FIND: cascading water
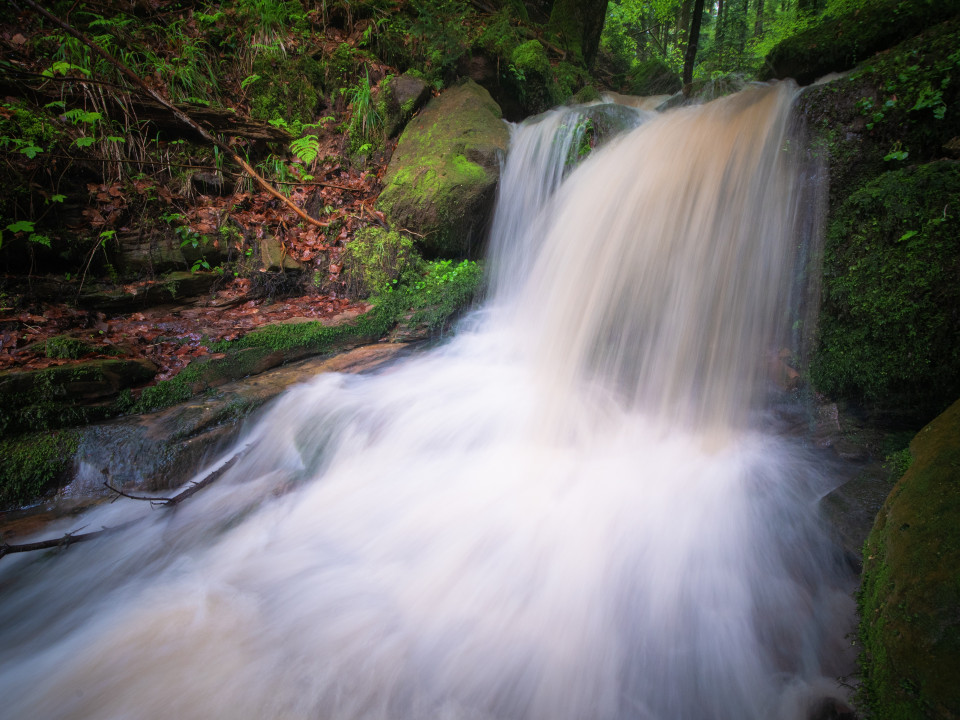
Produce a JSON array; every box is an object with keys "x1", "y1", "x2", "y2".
[{"x1": 0, "y1": 83, "x2": 853, "y2": 720}]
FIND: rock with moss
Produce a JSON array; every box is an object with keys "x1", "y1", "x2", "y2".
[
  {"x1": 0, "y1": 430, "x2": 79, "y2": 508},
  {"x1": 858, "y1": 397, "x2": 960, "y2": 719},
  {"x1": 383, "y1": 73, "x2": 431, "y2": 137},
  {"x1": 0, "y1": 358, "x2": 157, "y2": 435},
  {"x1": 811, "y1": 160, "x2": 960, "y2": 428},
  {"x1": 340, "y1": 226, "x2": 417, "y2": 298},
  {"x1": 627, "y1": 57, "x2": 682, "y2": 96},
  {"x1": 376, "y1": 79, "x2": 509, "y2": 258},
  {"x1": 796, "y1": 16, "x2": 960, "y2": 209},
  {"x1": 762, "y1": 0, "x2": 960, "y2": 85}
]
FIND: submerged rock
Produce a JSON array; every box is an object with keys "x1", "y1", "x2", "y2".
[
  {"x1": 377, "y1": 79, "x2": 509, "y2": 258},
  {"x1": 858, "y1": 397, "x2": 960, "y2": 719}
]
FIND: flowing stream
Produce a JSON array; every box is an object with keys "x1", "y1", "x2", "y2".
[{"x1": 0, "y1": 83, "x2": 853, "y2": 720}]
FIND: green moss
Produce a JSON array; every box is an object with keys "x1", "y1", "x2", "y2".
[
  {"x1": 857, "y1": 397, "x2": 960, "y2": 719},
  {"x1": 811, "y1": 160, "x2": 960, "y2": 427},
  {"x1": 511, "y1": 40, "x2": 551, "y2": 76},
  {"x1": 44, "y1": 335, "x2": 93, "y2": 360},
  {"x1": 0, "y1": 430, "x2": 79, "y2": 508},
  {"x1": 0, "y1": 359, "x2": 156, "y2": 434},
  {"x1": 340, "y1": 226, "x2": 417, "y2": 299},
  {"x1": 249, "y1": 53, "x2": 324, "y2": 125}
]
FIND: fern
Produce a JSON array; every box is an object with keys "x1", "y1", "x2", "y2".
[{"x1": 290, "y1": 134, "x2": 320, "y2": 165}]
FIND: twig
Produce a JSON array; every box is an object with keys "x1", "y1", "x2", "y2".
[
  {"x1": 20, "y1": 0, "x2": 329, "y2": 230},
  {"x1": 103, "y1": 482, "x2": 174, "y2": 505}
]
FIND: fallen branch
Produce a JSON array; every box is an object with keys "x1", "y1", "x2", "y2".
[
  {"x1": 1, "y1": 447, "x2": 249, "y2": 560},
  {"x1": 21, "y1": 0, "x2": 328, "y2": 229},
  {"x1": 0, "y1": 521, "x2": 136, "y2": 559}
]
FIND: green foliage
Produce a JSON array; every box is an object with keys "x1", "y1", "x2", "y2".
[
  {"x1": 0, "y1": 430, "x2": 79, "y2": 507},
  {"x1": 340, "y1": 226, "x2": 416, "y2": 298},
  {"x1": 249, "y1": 53, "x2": 324, "y2": 125},
  {"x1": 346, "y1": 71, "x2": 383, "y2": 156},
  {"x1": 45, "y1": 336, "x2": 93, "y2": 360},
  {"x1": 812, "y1": 161, "x2": 960, "y2": 427}
]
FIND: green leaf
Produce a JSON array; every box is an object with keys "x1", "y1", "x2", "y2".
[
  {"x1": 73, "y1": 137, "x2": 96, "y2": 148},
  {"x1": 42, "y1": 61, "x2": 90, "y2": 78},
  {"x1": 6, "y1": 220, "x2": 35, "y2": 233},
  {"x1": 50, "y1": 194, "x2": 66, "y2": 203},
  {"x1": 240, "y1": 74, "x2": 261, "y2": 90},
  {"x1": 19, "y1": 145, "x2": 42, "y2": 159},
  {"x1": 29, "y1": 233, "x2": 51, "y2": 247},
  {"x1": 897, "y1": 230, "x2": 918, "y2": 243}
]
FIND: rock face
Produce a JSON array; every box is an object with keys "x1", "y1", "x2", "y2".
[
  {"x1": 858, "y1": 398, "x2": 960, "y2": 719},
  {"x1": 377, "y1": 79, "x2": 509, "y2": 258}
]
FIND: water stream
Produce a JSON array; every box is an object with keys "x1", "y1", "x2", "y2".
[{"x1": 0, "y1": 83, "x2": 853, "y2": 720}]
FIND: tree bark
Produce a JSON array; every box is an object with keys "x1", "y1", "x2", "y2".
[
  {"x1": 682, "y1": 0, "x2": 707, "y2": 92},
  {"x1": 547, "y1": 0, "x2": 609, "y2": 67}
]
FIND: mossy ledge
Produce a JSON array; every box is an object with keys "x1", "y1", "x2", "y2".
[
  {"x1": 0, "y1": 260, "x2": 483, "y2": 508},
  {"x1": 857, "y1": 397, "x2": 960, "y2": 719}
]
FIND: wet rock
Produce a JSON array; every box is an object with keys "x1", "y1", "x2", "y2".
[
  {"x1": 376, "y1": 79, "x2": 509, "y2": 258},
  {"x1": 191, "y1": 171, "x2": 229, "y2": 196},
  {"x1": 807, "y1": 696, "x2": 856, "y2": 720},
  {"x1": 66, "y1": 344, "x2": 413, "y2": 495}
]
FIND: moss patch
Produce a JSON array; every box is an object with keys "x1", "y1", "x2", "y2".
[
  {"x1": 249, "y1": 53, "x2": 325, "y2": 126},
  {"x1": 858, "y1": 397, "x2": 960, "y2": 719},
  {"x1": 0, "y1": 430, "x2": 79, "y2": 508},
  {"x1": 811, "y1": 160, "x2": 960, "y2": 428}
]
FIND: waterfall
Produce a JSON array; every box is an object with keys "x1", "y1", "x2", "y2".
[{"x1": 0, "y1": 84, "x2": 853, "y2": 720}]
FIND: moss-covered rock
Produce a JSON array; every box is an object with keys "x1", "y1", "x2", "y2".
[
  {"x1": 811, "y1": 161, "x2": 960, "y2": 428},
  {"x1": 383, "y1": 73, "x2": 431, "y2": 137},
  {"x1": 0, "y1": 358, "x2": 158, "y2": 435},
  {"x1": 0, "y1": 430, "x2": 79, "y2": 508},
  {"x1": 796, "y1": 15, "x2": 960, "y2": 210},
  {"x1": 376, "y1": 79, "x2": 509, "y2": 258},
  {"x1": 858, "y1": 397, "x2": 960, "y2": 719},
  {"x1": 627, "y1": 57, "x2": 682, "y2": 96},
  {"x1": 762, "y1": 0, "x2": 960, "y2": 85}
]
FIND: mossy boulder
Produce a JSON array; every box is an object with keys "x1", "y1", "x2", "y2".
[
  {"x1": 796, "y1": 16, "x2": 960, "y2": 209},
  {"x1": 376, "y1": 79, "x2": 509, "y2": 258},
  {"x1": 858, "y1": 397, "x2": 960, "y2": 719},
  {"x1": 762, "y1": 0, "x2": 960, "y2": 85},
  {"x1": 811, "y1": 160, "x2": 960, "y2": 428}
]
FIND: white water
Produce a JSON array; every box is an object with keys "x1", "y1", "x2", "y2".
[{"x1": 0, "y1": 84, "x2": 852, "y2": 720}]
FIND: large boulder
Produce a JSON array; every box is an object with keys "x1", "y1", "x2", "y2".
[
  {"x1": 858, "y1": 398, "x2": 960, "y2": 719},
  {"x1": 376, "y1": 79, "x2": 509, "y2": 258}
]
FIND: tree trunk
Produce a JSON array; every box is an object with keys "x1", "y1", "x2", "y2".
[
  {"x1": 716, "y1": 0, "x2": 726, "y2": 68},
  {"x1": 682, "y1": 0, "x2": 707, "y2": 91},
  {"x1": 755, "y1": 0, "x2": 766, "y2": 36},
  {"x1": 547, "y1": 0, "x2": 609, "y2": 66}
]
